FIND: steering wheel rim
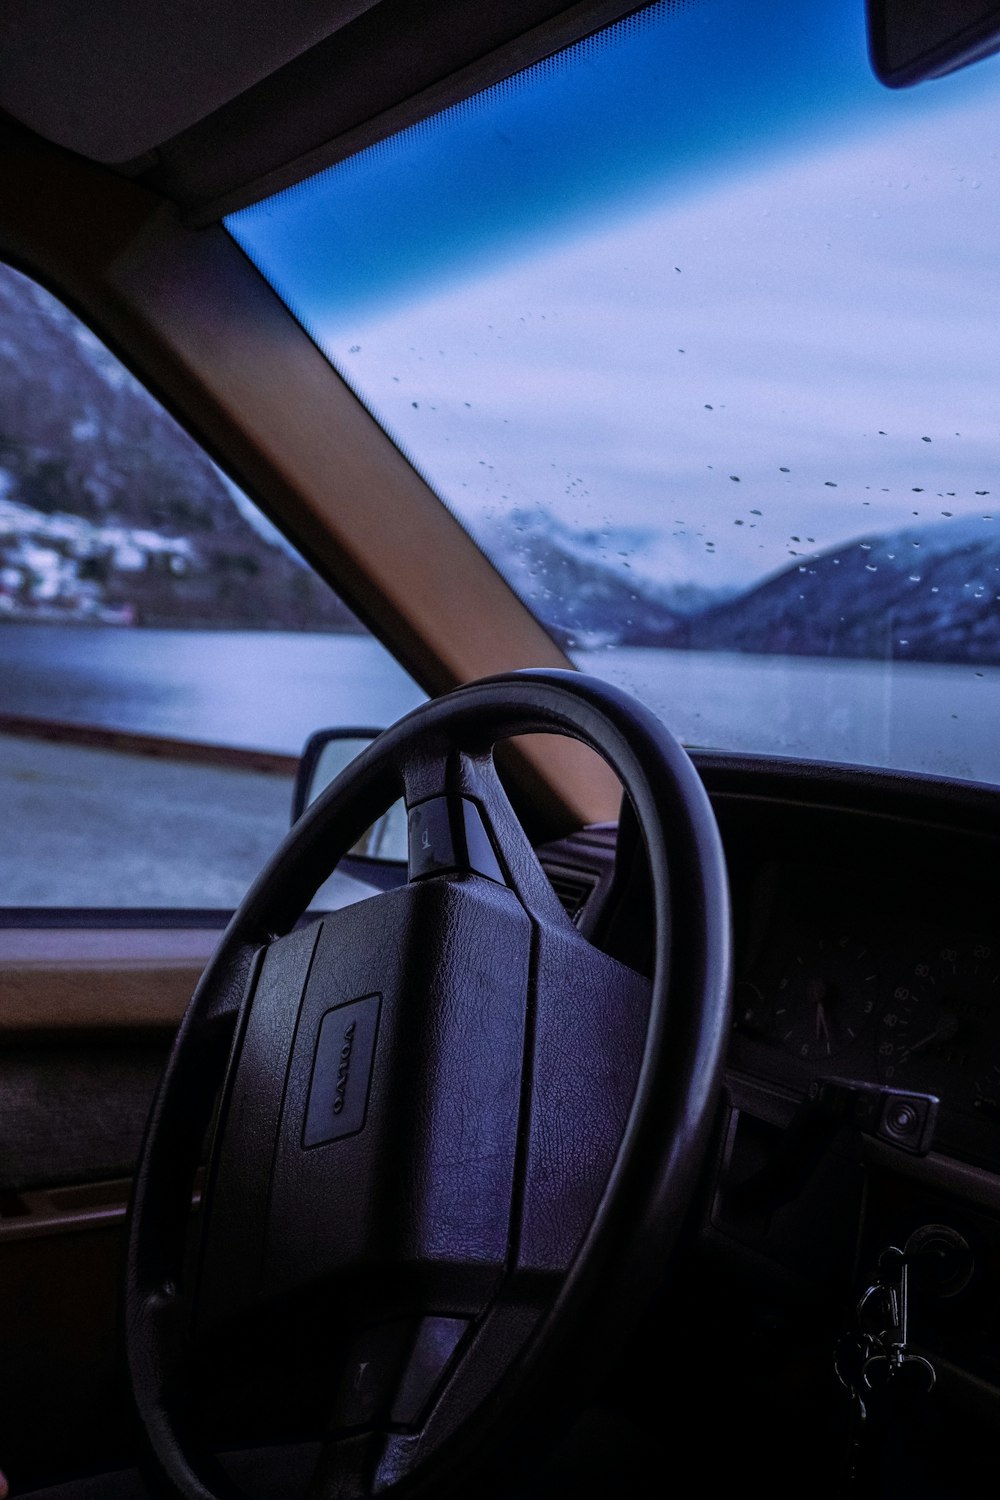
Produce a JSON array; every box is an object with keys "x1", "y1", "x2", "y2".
[{"x1": 124, "y1": 668, "x2": 732, "y2": 1500}]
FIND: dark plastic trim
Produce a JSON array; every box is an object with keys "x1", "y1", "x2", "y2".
[{"x1": 867, "y1": 0, "x2": 1000, "y2": 87}]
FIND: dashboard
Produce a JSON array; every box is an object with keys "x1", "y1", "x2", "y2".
[
  {"x1": 727, "y1": 831, "x2": 1000, "y2": 1171},
  {"x1": 537, "y1": 753, "x2": 1000, "y2": 1406},
  {"x1": 540, "y1": 753, "x2": 1000, "y2": 1171}
]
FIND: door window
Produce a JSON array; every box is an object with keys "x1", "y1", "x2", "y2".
[{"x1": 0, "y1": 263, "x2": 424, "y2": 908}]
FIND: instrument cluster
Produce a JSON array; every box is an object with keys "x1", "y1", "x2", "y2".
[{"x1": 730, "y1": 859, "x2": 1000, "y2": 1133}]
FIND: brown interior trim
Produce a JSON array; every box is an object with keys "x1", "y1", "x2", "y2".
[
  {"x1": 0, "y1": 1174, "x2": 203, "y2": 1241},
  {"x1": 0, "y1": 927, "x2": 213, "y2": 1030},
  {"x1": 0, "y1": 1177, "x2": 133, "y2": 1241}
]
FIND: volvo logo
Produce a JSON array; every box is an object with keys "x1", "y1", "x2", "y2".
[
  {"x1": 332, "y1": 1020, "x2": 357, "y2": 1114},
  {"x1": 303, "y1": 994, "x2": 381, "y2": 1147}
]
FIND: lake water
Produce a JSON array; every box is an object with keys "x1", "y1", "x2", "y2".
[
  {"x1": 1, "y1": 622, "x2": 998, "y2": 785},
  {"x1": 578, "y1": 645, "x2": 1000, "y2": 786},
  {"x1": 0, "y1": 624, "x2": 426, "y2": 754}
]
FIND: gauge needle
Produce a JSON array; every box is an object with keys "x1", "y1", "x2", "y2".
[
  {"x1": 815, "y1": 999, "x2": 831, "y2": 1052},
  {"x1": 807, "y1": 978, "x2": 832, "y2": 1053},
  {"x1": 900, "y1": 1011, "x2": 959, "y2": 1060}
]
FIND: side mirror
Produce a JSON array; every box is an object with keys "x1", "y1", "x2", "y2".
[{"x1": 292, "y1": 727, "x2": 409, "y2": 875}]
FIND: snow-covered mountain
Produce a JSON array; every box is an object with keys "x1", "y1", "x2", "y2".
[
  {"x1": 480, "y1": 506, "x2": 733, "y2": 648},
  {"x1": 667, "y1": 516, "x2": 1000, "y2": 664},
  {"x1": 0, "y1": 263, "x2": 357, "y2": 631},
  {"x1": 477, "y1": 504, "x2": 1000, "y2": 664}
]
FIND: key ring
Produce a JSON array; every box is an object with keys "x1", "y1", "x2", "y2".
[{"x1": 862, "y1": 1347, "x2": 937, "y2": 1393}]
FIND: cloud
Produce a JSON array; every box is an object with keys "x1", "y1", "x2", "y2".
[{"x1": 320, "y1": 89, "x2": 1000, "y2": 590}]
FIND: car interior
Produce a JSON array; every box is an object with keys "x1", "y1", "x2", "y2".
[{"x1": 1, "y1": 1, "x2": 1000, "y2": 1496}]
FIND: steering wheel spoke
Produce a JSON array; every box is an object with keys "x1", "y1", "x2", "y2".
[
  {"x1": 398, "y1": 744, "x2": 571, "y2": 929},
  {"x1": 125, "y1": 670, "x2": 732, "y2": 1500},
  {"x1": 305, "y1": 1287, "x2": 557, "y2": 1499}
]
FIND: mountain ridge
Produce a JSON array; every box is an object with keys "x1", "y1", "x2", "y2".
[{"x1": 2, "y1": 260, "x2": 997, "y2": 664}]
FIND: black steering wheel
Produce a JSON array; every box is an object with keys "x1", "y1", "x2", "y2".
[{"x1": 124, "y1": 669, "x2": 732, "y2": 1500}]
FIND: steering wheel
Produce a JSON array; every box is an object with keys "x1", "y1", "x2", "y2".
[{"x1": 124, "y1": 669, "x2": 732, "y2": 1500}]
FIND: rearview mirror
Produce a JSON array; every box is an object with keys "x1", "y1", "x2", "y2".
[
  {"x1": 867, "y1": 0, "x2": 1000, "y2": 86},
  {"x1": 292, "y1": 727, "x2": 408, "y2": 869}
]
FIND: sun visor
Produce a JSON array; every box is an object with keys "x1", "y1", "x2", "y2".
[{"x1": 0, "y1": 0, "x2": 382, "y2": 163}]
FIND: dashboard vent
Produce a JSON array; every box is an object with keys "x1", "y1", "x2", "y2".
[{"x1": 545, "y1": 867, "x2": 597, "y2": 922}]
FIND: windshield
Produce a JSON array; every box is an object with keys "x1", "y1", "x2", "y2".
[{"x1": 227, "y1": 0, "x2": 1000, "y2": 785}]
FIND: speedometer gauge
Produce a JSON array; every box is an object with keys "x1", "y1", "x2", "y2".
[{"x1": 876, "y1": 939, "x2": 1000, "y2": 1114}]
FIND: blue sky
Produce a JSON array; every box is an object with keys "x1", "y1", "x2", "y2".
[
  {"x1": 229, "y1": 0, "x2": 1000, "y2": 594},
  {"x1": 232, "y1": 0, "x2": 878, "y2": 323}
]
